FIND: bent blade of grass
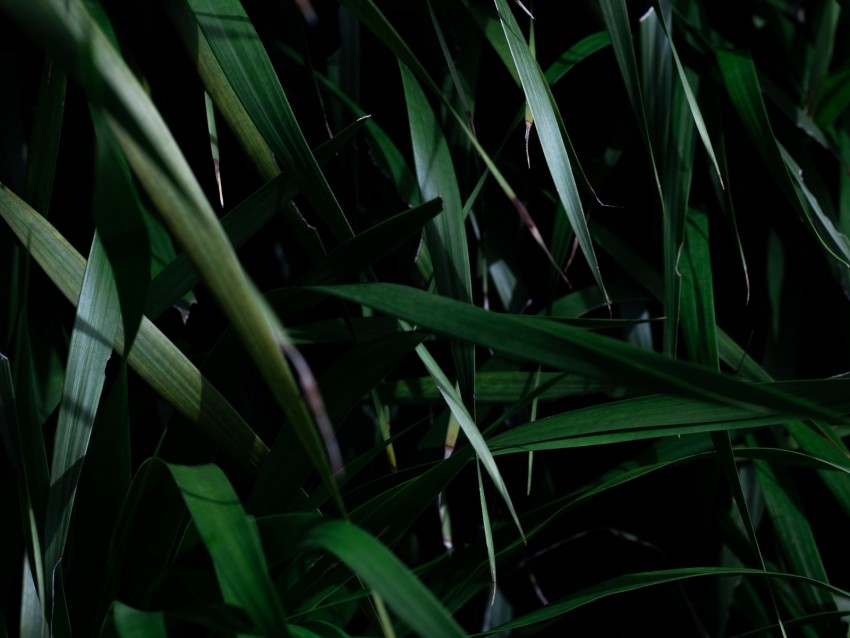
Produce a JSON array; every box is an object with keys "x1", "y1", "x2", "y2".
[
  {"x1": 44, "y1": 232, "x2": 120, "y2": 622},
  {"x1": 166, "y1": 462, "x2": 287, "y2": 636},
  {"x1": 493, "y1": 0, "x2": 608, "y2": 300},
  {"x1": 0, "y1": 184, "x2": 268, "y2": 473},
  {"x1": 411, "y1": 331, "x2": 526, "y2": 543}
]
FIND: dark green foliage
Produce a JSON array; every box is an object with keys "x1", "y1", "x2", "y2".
[{"x1": 2, "y1": 0, "x2": 850, "y2": 635}]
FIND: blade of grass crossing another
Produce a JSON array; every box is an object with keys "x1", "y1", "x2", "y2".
[
  {"x1": 493, "y1": 0, "x2": 608, "y2": 301},
  {"x1": 0, "y1": 184, "x2": 268, "y2": 473},
  {"x1": 340, "y1": 0, "x2": 574, "y2": 284},
  {"x1": 162, "y1": 0, "x2": 278, "y2": 181},
  {"x1": 2, "y1": 0, "x2": 344, "y2": 495},
  {"x1": 406, "y1": 322, "x2": 526, "y2": 543},
  {"x1": 486, "y1": 567, "x2": 850, "y2": 634},
  {"x1": 185, "y1": 0, "x2": 353, "y2": 244}
]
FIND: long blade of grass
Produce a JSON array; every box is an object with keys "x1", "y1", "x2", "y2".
[
  {"x1": 650, "y1": 2, "x2": 724, "y2": 187},
  {"x1": 485, "y1": 567, "x2": 850, "y2": 633},
  {"x1": 313, "y1": 283, "x2": 846, "y2": 423},
  {"x1": 1, "y1": 358, "x2": 48, "y2": 638},
  {"x1": 0, "y1": 184, "x2": 268, "y2": 473},
  {"x1": 298, "y1": 198, "x2": 443, "y2": 286},
  {"x1": 544, "y1": 31, "x2": 611, "y2": 84},
  {"x1": 0, "y1": 354, "x2": 49, "y2": 582},
  {"x1": 340, "y1": 0, "x2": 569, "y2": 281},
  {"x1": 378, "y1": 371, "x2": 616, "y2": 405},
  {"x1": 277, "y1": 44, "x2": 420, "y2": 207},
  {"x1": 90, "y1": 110, "x2": 149, "y2": 357},
  {"x1": 493, "y1": 0, "x2": 608, "y2": 300},
  {"x1": 804, "y1": 0, "x2": 841, "y2": 114},
  {"x1": 487, "y1": 383, "x2": 850, "y2": 453},
  {"x1": 23, "y1": 58, "x2": 66, "y2": 215},
  {"x1": 44, "y1": 233, "x2": 120, "y2": 624},
  {"x1": 401, "y1": 63, "x2": 475, "y2": 412},
  {"x1": 679, "y1": 207, "x2": 783, "y2": 627}
]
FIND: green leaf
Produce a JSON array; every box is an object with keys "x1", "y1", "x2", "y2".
[
  {"x1": 401, "y1": 63, "x2": 475, "y2": 411},
  {"x1": 313, "y1": 283, "x2": 846, "y2": 422},
  {"x1": 166, "y1": 463, "x2": 288, "y2": 635},
  {"x1": 44, "y1": 233, "x2": 120, "y2": 619},
  {"x1": 493, "y1": 0, "x2": 608, "y2": 300},
  {"x1": 146, "y1": 118, "x2": 366, "y2": 319},
  {"x1": 544, "y1": 31, "x2": 611, "y2": 85},
  {"x1": 754, "y1": 457, "x2": 840, "y2": 631}
]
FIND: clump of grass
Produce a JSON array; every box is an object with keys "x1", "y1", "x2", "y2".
[{"x1": 2, "y1": 0, "x2": 850, "y2": 635}]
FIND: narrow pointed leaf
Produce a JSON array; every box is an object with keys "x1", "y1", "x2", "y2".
[
  {"x1": 44, "y1": 233, "x2": 120, "y2": 617},
  {"x1": 493, "y1": 0, "x2": 608, "y2": 300}
]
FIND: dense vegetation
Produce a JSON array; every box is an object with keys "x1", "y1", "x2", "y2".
[{"x1": 2, "y1": 0, "x2": 850, "y2": 635}]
